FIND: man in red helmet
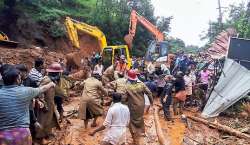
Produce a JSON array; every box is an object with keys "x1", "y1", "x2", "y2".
[{"x1": 125, "y1": 69, "x2": 153, "y2": 145}]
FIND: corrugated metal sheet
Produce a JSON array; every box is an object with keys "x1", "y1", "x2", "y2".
[{"x1": 201, "y1": 58, "x2": 250, "y2": 118}]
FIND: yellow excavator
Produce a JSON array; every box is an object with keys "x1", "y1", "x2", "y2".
[
  {"x1": 0, "y1": 31, "x2": 19, "y2": 48},
  {"x1": 65, "y1": 17, "x2": 131, "y2": 69}
]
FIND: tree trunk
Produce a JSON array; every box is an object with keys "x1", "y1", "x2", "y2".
[
  {"x1": 154, "y1": 106, "x2": 171, "y2": 145},
  {"x1": 186, "y1": 115, "x2": 250, "y2": 140}
]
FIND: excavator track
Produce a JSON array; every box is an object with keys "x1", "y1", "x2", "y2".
[
  {"x1": 0, "y1": 40, "x2": 19, "y2": 48},
  {"x1": 0, "y1": 31, "x2": 19, "y2": 48}
]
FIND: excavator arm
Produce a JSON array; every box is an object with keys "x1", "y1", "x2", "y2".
[
  {"x1": 65, "y1": 17, "x2": 108, "y2": 50},
  {"x1": 124, "y1": 10, "x2": 164, "y2": 48}
]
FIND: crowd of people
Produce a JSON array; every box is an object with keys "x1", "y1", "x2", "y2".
[
  {"x1": 78, "y1": 51, "x2": 213, "y2": 145},
  {"x1": 0, "y1": 58, "x2": 72, "y2": 145},
  {"x1": 0, "y1": 50, "x2": 213, "y2": 145}
]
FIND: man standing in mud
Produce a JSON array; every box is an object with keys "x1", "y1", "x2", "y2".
[
  {"x1": 125, "y1": 69, "x2": 153, "y2": 145},
  {"x1": 78, "y1": 72, "x2": 108, "y2": 128},
  {"x1": 89, "y1": 93, "x2": 130, "y2": 145}
]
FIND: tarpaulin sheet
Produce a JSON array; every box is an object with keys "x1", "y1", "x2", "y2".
[{"x1": 201, "y1": 58, "x2": 250, "y2": 118}]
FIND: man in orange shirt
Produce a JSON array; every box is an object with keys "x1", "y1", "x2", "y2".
[{"x1": 114, "y1": 55, "x2": 128, "y2": 79}]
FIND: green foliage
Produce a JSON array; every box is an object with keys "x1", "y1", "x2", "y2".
[
  {"x1": 90, "y1": 0, "x2": 171, "y2": 56},
  {"x1": 202, "y1": 2, "x2": 250, "y2": 46},
  {"x1": 228, "y1": 3, "x2": 250, "y2": 38},
  {"x1": 49, "y1": 21, "x2": 65, "y2": 38},
  {"x1": 12, "y1": 0, "x2": 97, "y2": 38},
  {"x1": 1, "y1": 0, "x2": 172, "y2": 53},
  {"x1": 167, "y1": 38, "x2": 186, "y2": 53},
  {"x1": 157, "y1": 16, "x2": 173, "y2": 33},
  {"x1": 184, "y1": 45, "x2": 200, "y2": 53},
  {"x1": 0, "y1": 1, "x2": 4, "y2": 10}
]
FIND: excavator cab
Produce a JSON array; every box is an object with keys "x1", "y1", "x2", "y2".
[
  {"x1": 65, "y1": 17, "x2": 131, "y2": 70},
  {"x1": 145, "y1": 41, "x2": 169, "y2": 62},
  {"x1": 102, "y1": 45, "x2": 131, "y2": 69}
]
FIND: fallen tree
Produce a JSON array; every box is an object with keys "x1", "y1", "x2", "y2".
[
  {"x1": 154, "y1": 106, "x2": 171, "y2": 145},
  {"x1": 186, "y1": 115, "x2": 250, "y2": 140}
]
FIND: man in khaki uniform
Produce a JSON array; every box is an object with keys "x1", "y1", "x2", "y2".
[
  {"x1": 102, "y1": 65, "x2": 115, "y2": 85},
  {"x1": 79, "y1": 73, "x2": 108, "y2": 128},
  {"x1": 108, "y1": 73, "x2": 127, "y2": 104},
  {"x1": 125, "y1": 70, "x2": 153, "y2": 145}
]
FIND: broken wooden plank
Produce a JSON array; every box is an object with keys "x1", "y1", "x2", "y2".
[{"x1": 186, "y1": 115, "x2": 250, "y2": 140}]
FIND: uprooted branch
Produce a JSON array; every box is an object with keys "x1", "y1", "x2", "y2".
[{"x1": 186, "y1": 115, "x2": 250, "y2": 140}]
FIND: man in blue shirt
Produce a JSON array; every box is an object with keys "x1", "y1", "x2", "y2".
[{"x1": 0, "y1": 66, "x2": 55, "y2": 145}]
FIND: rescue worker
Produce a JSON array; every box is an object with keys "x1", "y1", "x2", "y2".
[
  {"x1": 114, "y1": 55, "x2": 127, "y2": 79},
  {"x1": 102, "y1": 64, "x2": 116, "y2": 85},
  {"x1": 89, "y1": 93, "x2": 130, "y2": 145},
  {"x1": 125, "y1": 69, "x2": 153, "y2": 145},
  {"x1": 108, "y1": 72, "x2": 127, "y2": 104},
  {"x1": 78, "y1": 72, "x2": 108, "y2": 129}
]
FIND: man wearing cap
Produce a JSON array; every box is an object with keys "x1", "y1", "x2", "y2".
[
  {"x1": 124, "y1": 69, "x2": 153, "y2": 145},
  {"x1": 114, "y1": 55, "x2": 128, "y2": 79},
  {"x1": 46, "y1": 63, "x2": 67, "y2": 121},
  {"x1": 78, "y1": 72, "x2": 108, "y2": 129},
  {"x1": 35, "y1": 63, "x2": 63, "y2": 143}
]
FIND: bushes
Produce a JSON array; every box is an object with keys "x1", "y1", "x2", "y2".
[{"x1": 17, "y1": 0, "x2": 96, "y2": 38}]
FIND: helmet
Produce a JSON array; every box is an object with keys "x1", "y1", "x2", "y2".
[
  {"x1": 127, "y1": 69, "x2": 138, "y2": 81},
  {"x1": 46, "y1": 62, "x2": 63, "y2": 73}
]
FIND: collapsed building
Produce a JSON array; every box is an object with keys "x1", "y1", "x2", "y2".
[{"x1": 202, "y1": 28, "x2": 250, "y2": 118}]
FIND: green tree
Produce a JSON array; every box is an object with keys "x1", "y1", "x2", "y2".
[
  {"x1": 91, "y1": 0, "x2": 171, "y2": 56},
  {"x1": 167, "y1": 37, "x2": 185, "y2": 53},
  {"x1": 201, "y1": 2, "x2": 250, "y2": 47},
  {"x1": 157, "y1": 16, "x2": 173, "y2": 33}
]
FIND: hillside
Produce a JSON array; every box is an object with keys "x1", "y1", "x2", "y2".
[
  {"x1": 0, "y1": 0, "x2": 171, "y2": 56},
  {"x1": 0, "y1": 0, "x2": 98, "y2": 57}
]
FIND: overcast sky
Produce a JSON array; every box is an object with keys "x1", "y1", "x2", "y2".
[{"x1": 153, "y1": 0, "x2": 248, "y2": 46}]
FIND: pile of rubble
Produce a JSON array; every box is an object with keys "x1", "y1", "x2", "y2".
[{"x1": 0, "y1": 46, "x2": 65, "y2": 68}]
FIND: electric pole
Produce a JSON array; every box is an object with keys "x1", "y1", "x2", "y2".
[{"x1": 217, "y1": 0, "x2": 223, "y2": 30}]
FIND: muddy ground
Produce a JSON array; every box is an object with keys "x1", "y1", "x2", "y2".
[
  {"x1": 48, "y1": 95, "x2": 250, "y2": 145},
  {"x1": 0, "y1": 46, "x2": 249, "y2": 145}
]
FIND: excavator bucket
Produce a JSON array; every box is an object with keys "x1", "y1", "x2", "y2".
[{"x1": 124, "y1": 34, "x2": 133, "y2": 49}]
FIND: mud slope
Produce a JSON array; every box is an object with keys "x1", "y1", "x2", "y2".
[{"x1": 0, "y1": 46, "x2": 65, "y2": 68}]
